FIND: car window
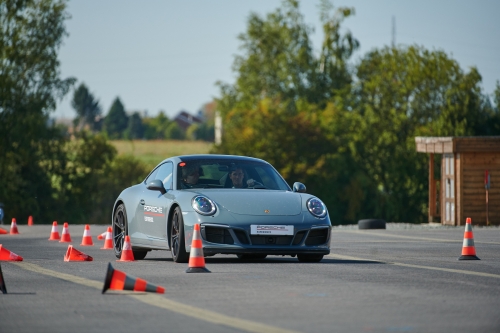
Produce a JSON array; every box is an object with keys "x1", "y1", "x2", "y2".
[
  {"x1": 145, "y1": 166, "x2": 160, "y2": 184},
  {"x1": 155, "y1": 162, "x2": 173, "y2": 189},
  {"x1": 177, "y1": 159, "x2": 290, "y2": 191}
]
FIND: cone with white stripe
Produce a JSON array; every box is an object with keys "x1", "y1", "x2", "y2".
[
  {"x1": 117, "y1": 235, "x2": 135, "y2": 261},
  {"x1": 80, "y1": 224, "x2": 94, "y2": 246},
  {"x1": 64, "y1": 245, "x2": 93, "y2": 262},
  {"x1": 459, "y1": 217, "x2": 480, "y2": 260},
  {"x1": 10, "y1": 218, "x2": 19, "y2": 235},
  {"x1": 48, "y1": 221, "x2": 60, "y2": 240},
  {"x1": 59, "y1": 222, "x2": 72, "y2": 243},
  {"x1": 97, "y1": 231, "x2": 107, "y2": 240},
  {"x1": 0, "y1": 244, "x2": 23, "y2": 261},
  {"x1": 186, "y1": 224, "x2": 210, "y2": 273},
  {"x1": 101, "y1": 227, "x2": 113, "y2": 250}
]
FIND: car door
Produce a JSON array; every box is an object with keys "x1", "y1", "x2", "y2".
[{"x1": 140, "y1": 161, "x2": 174, "y2": 247}]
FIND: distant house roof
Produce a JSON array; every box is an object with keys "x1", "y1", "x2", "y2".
[
  {"x1": 174, "y1": 110, "x2": 203, "y2": 131},
  {"x1": 415, "y1": 136, "x2": 500, "y2": 153}
]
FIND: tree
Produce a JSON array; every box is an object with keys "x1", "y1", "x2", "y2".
[
  {"x1": 124, "y1": 112, "x2": 144, "y2": 139},
  {"x1": 0, "y1": 0, "x2": 75, "y2": 222},
  {"x1": 104, "y1": 97, "x2": 128, "y2": 139},
  {"x1": 71, "y1": 83, "x2": 101, "y2": 131},
  {"x1": 343, "y1": 45, "x2": 496, "y2": 223},
  {"x1": 164, "y1": 122, "x2": 185, "y2": 140},
  {"x1": 143, "y1": 111, "x2": 171, "y2": 139}
]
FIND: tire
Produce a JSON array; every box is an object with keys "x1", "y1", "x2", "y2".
[
  {"x1": 132, "y1": 249, "x2": 148, "y2": 260},
  {"x1": 113, "y1": 203, "x2": 127, "y2": 259},
  {"x1": 170, "y1": 206, "x2": 189, "y2": 263},
  {"x1": 358, "y1": 219, "x2": 386, "y2": 230},
  {"x1": 237, "y1": 254, "x2": 267, "y2": 260},
  {"x1": 297, "y1": 254, "x2": 324, "y2": 263}
]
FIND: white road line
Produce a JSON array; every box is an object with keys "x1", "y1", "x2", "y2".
[
  {"x1": 12, "y1": 262, "x2": 301, "y2": 333},
  {"x1": 333, "y1": 230, "x2": 500, "y2": 245},
  {"x1": 327, "y1": 254, "x2": 500, "y2": 279}
]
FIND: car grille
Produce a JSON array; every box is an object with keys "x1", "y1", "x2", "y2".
[
  {"x1": 305, "y1": 228, "x2": 329, "y2": 246},
  {"x1": 204, "y1": 226, "x2": 234, "y2": 245},
  {"x1": 201, "y1": 225, "x2": 329, "y2": 246}
]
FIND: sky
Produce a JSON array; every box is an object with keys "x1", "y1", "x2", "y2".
[{"x1": 54, "y1": 0, "x2": 500, "y2": 120}]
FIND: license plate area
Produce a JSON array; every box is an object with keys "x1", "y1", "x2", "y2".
[{"x1": 250, "y1": 225, "x2": 294, "y2": 235}]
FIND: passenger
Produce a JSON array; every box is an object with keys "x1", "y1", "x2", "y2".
[{"x1": 181, "y1": 164, "x2": 201, "y2": 188}]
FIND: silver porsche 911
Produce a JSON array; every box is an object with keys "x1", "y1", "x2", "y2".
[{"x1": 112, "y1": 154, "x2": 331, "y2": 263}]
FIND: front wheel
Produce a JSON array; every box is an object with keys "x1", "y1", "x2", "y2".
[
  {"x1": 170, "y1": 207, "x2": 189, "y2": 263},
  {"x1": 113, "y1": 204, "x2": 127, "y2": 259},
  {"x1": 297, "y1": 254, "x2": 324, "y2": 263}
]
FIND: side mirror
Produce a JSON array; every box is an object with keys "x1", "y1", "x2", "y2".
[
  {"x1": 147, "y1": 179, "x2": 166, "y2": 194},
  {"x1": 292, "y1": 182, "x2": 306, "y2": 193}
]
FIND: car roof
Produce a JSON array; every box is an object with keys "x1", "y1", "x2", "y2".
[{"x1": 161, "y1": 154, "x2": 269, "y2": 165}]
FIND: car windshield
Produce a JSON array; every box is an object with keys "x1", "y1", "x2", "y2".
[{"x1": 177, "y1": 159, "x2": 290, "y2": 190}]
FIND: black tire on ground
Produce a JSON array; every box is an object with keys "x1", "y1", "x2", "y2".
[
  {"x1": 170, "y1": 206, "x2": 189, "y2": 263},
  {"x1": 113, "y1": 203, "x2": 127, "y2": 259},
  {"x1": 132, "y1": 249, "x2": 148, "y2": 260},
  {"x1": 297, "y1": 254, "x2": 324, "y2": 263},
  {"x1": 237, "y1": 254, "x2": 268, "y2": 260},
  {"x1": 358, "y1": 219, "x2": 386, "y2": 230}
]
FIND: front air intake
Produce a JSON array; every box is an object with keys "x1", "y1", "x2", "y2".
[
  {"x1": 304, "y1": 228, "x2": 329, "y2": 246},
  {"x1": 204, "y1": 226, "x2": 234, "y2": 245}
]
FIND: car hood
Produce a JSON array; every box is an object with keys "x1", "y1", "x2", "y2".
[{"x1": 202, "y1": 190, "x2": 302, "y2": 216}]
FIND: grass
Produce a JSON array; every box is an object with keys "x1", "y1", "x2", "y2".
[{"x1": 110, "y1": 140, "x2": 213, "y2": 169}]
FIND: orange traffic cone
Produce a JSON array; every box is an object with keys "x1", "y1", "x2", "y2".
[
  {"x1": 97, "y1": 231, "x2": 107, "y2": 240},
  {"x1": 0, "y1": 263, "x2": 7, "y2": 294},
  {"x1": 9, "y1": 218, "x2": 19, "y2": 235},
  {"x1": 0, "y1": 227, "x2": 7, "y2": 235},
  {"x1": 186, "y1": 224, "x2": 210, "y2": 273},
  {"x1": 48, "y1": 221, "x2": 60, "y2": 240},
  {"x1": 117, "y1": 235, "x2": 135, "y2": 261},
  {"x1": 459, "y1": 217, "x2": 480, "y2": 260},
  {"x1": 64, "y1": 245, "x2": 93, "y2": 262},
  {"x1": 101, "y1": 227, "x2": 113, "y2": 250},
  {"x1": 59, "y1": 222, "x2": 72, "y2": 243},
  {"x1": 0, "y1": 244, "x2": 23, "y2": 261},
  {"x1": 80, "y1": 224, "x2": 94, "y2": 246},
  {"x1": 102, "y1": 263, "x2": 165, "y2": 294},
  {"x1": 28, "y1": 215, "x2": 34, "y2": 226}
]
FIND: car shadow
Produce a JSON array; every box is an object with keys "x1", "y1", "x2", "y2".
[{"x1": 143, "y1": 256, "x2": 382, "y2": 264}]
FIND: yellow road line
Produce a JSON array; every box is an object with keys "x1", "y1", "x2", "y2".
[
  {"x1": 13, "y1": 262, "x2": 301, "y2": 333},
  {"x1": 333, "y1": 230, "x2": 500, "y2": 245},
  {"x1": 327, "y1": 254, "x2": 500, "y2": 279}
]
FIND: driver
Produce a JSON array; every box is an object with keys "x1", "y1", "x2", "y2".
[
  {"x1": 229, "y1": 167, "x2": 259, "y2": 188},
  {"x1": 229, "y1": 168, "x2": 246, "y2": 188}
]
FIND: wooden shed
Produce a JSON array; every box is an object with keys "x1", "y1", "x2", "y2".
[{"x1": 415, "y1": 136, "x2": 500, "y2": 226}]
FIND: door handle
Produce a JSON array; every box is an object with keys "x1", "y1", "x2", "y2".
[{"x1": 140, "y1": 199, "x2": 145, "y2": 205}]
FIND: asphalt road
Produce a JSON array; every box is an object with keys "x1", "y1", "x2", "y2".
[{"x1": 1, "y1": 224, "x2": 499, "y2": 333}]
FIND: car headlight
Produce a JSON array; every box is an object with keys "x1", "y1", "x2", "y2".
[
  {"x1": 192, "y1": 195, "x2": 217, "y2": 215},
  {"x1": 307, "y1": 198, "x2": 327, "y2": 218}
]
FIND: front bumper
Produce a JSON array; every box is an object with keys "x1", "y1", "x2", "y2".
[{"x1": 200, "y1": 223, "x2": 331, "y2": 256}]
